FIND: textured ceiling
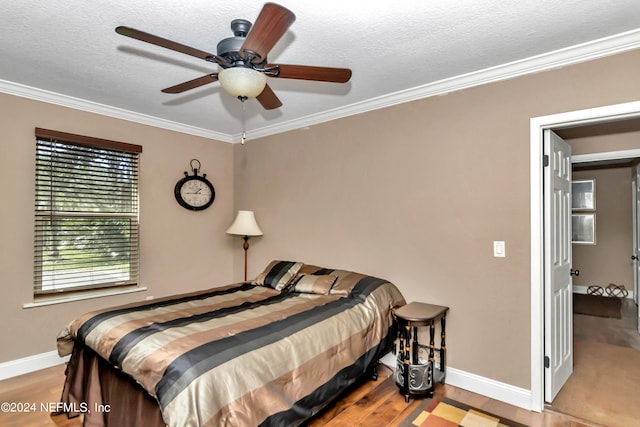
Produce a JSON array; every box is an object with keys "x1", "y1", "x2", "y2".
[{"x1": 2, "y1": 0, "x2": 640, "y2": 142}]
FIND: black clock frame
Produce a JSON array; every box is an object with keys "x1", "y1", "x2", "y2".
[{"x1": 174, "y1": 173, "x2": 216, "y2": 211}]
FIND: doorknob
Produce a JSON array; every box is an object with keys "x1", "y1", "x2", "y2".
[
  {"x1": 570, "y1": 269, "x2": 580, "y2": 276},
  {"x1": 632, "y1": 255, "x2": 639, "y2": 260}
]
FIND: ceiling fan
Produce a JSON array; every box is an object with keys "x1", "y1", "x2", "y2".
[{"x1": 115, "y1": 2, "x2": 352, "y2": 110}]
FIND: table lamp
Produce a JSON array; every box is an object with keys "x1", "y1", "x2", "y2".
[{"x1": 226, "y1": 210, "x2": 263, "y2": 281}]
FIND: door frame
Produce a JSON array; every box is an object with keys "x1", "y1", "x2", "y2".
[
  {"x1": 530, "y1": 100, "x2": 640, "y2": 412},
  {"x1": 633, "y1": 165, "x2": 640, "y2": 307},
  {"x1": 571, "y1": 150, "x2": 640, "y2": 305}
]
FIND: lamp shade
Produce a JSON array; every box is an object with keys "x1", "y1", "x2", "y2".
[
  {"x1": 226, "y1": 210, "x2": 263, "y2": 236},
  {"x1": 218, "y1": 67, "x2": 267, "y2": 99}
]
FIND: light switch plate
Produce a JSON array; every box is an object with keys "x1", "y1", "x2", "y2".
[{"x1": 493, "y1": 241, "x2": 506, "y2": 257}]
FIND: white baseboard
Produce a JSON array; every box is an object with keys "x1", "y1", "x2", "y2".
[
  {"x1": 446, "y1": 366, "x2": 533, "y2": 410},
  {"x1": 0, "y1": 350, "x2": 69, "y2": 381},
  {"x1": 379, "y1": 351, "x2": 396, "y2": 369},
  {"x1": 379, "y1": 352, "x2": 533, "y2": 410}
]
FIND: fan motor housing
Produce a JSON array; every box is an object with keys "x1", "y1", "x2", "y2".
[
  {"x1": 216, "y1": 36, "x2": 244, "y2": 59},
  {"x1": 217, "y1": 19, "x2": 265, "y2": 67}
]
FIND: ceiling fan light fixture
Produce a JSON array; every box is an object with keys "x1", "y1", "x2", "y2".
[
  {"x1": 218, "y1": 67, "x2": 267, "y2": 99},
  {"x1": 116, "y1": 3, "x2": 351, "y2": 110}
]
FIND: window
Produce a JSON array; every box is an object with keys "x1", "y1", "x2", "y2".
[{"x1": 33, "y1": 128, "x2": 142, "y2": 297}]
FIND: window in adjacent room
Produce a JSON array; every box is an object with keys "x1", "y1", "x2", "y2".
[{"x1": 33, "y1": 128, "x2": 142, "y2": 298}]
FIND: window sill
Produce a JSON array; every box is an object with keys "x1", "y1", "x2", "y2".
[{"x1": 23, "y1": 286, "x2": 148, "y2": 309}]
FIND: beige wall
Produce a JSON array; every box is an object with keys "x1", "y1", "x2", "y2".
[
  {"x1": 233, "y1": 49, "x2": 640, "y2": 389},
  {"x1": 0, "y1": 93, "x2": 235, "y2": 362},
  {"x1": 2, "y1": 48, "x2": 640, "y2": 392},
  {"x1": 571, "y1": 167, "x2": 633, "y2": 291},
  {"x1": 560, "y1": 124, "x2": 640, "y2": 155}
]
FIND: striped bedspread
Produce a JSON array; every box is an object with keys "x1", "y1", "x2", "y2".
[{"x1": 57, "y1": 276, "x2": 405, "y2": 426}]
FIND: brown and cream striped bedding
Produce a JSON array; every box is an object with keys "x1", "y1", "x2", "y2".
[{"x1": 57, "y1": 265, "x2": 405, "y2": 427}]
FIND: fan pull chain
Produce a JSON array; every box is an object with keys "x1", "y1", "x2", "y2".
[{"x1": 240, "y1": 96, "x2": 248, "y2": 145}]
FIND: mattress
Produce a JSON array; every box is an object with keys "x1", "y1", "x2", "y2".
[{"x1": 57, "y1": 268, "x2": 405, "y2": 426}]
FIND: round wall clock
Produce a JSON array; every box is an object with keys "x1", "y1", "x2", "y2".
[{"x1": 174, "y1": 159, "x2": 215, "y2": 211}]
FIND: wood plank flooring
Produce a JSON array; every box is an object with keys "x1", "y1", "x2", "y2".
[{"x1": 0, "y1": 361, "x2": 597, "y2": 427}]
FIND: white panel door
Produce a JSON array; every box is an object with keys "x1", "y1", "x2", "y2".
[
  {"x1": 634, "y1": 164, "x2": 640, "y2": 332},
  {"x1": 633, "y1": 166, "x2": 639, "y2": 307},
  {"x1": 544, "y1": 129, "x2": 573, "y2": 402}
]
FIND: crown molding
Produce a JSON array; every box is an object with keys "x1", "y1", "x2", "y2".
[
  {"x1": 0, "y1": 79, "x2": 232, "y2": 142},
  {"x1": 245, "y1": 28, "x2": 640, "y2": 142},
  {"x1": 2, "y1": 28, "x2": 640, "y2": 144}
]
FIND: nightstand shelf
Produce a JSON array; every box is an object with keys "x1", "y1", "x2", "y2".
[{"x1": 393, "y1": 302, "x2": 449, "y2": 401}]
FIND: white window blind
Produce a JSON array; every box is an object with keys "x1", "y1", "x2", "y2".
[{"x1": 33, "y1": 128, "x2": 142, "y2": 296}]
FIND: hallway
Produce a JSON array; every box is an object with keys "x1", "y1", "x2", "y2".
[{"x1": 549, "y1": 298, "x2": 640, "y2": 426}]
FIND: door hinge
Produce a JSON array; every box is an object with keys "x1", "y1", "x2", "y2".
[
  {"x1": 544, "y1": 355, "x2": 550, "y2": 368},
  {"x1": 543, "y1": 155, "x2": 549, "y2": 167}
]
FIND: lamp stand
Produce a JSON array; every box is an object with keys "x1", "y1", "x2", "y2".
[
  {"x1": 226, "y1": 210, "x2": 262, "y2": 281},
  {"x1": 243, "y1": 235, "x2": 250, "y2": 281}
]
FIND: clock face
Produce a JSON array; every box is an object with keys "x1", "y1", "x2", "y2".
[{"x1": 175, "y1": 176, "x2": 215, "y2": 210}]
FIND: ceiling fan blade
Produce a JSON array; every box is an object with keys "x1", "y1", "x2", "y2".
[
  {"x1": 161, "y1": 74, "x2": 219, "y2": 94},
  {"x1": 269, "y1": 64, "x2": 352, "y2": 83},
  {"x1": 240, "y1": 3, "x2": 295, "y2": 62},
  {"x1": 256, "y1": 84, "x2": 282, "y2": 110},
  {"x1": 115, "y1": 26, "x2": 222, "y2": 63}
]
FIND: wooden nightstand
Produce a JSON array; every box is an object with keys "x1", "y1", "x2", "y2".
[{"x1": 393, "y1": 302, "x2": 449, "y2": 401}]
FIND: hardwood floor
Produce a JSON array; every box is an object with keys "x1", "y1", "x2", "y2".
[
  {"x1": 0, "y1": 361, "x2": 597, "y2": 427},
  {"x1": 0, "y1": 363, "x2": 77, "y2": 427}
]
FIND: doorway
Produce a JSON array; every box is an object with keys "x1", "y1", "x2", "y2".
[
  {"x1": 548, "y1": 153, "x2": 640, "y2": 425},
  {"x1": 530, "y1": 100, "x2": 640, "y2": 412}
]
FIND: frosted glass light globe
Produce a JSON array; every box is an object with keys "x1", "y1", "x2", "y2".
[{"x1": 218, "y1": 67, "x2": 267, "y2": 98}]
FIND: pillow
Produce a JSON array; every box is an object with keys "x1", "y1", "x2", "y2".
[
  {"x1": 297, "y1": 264, "x2": 326, "y2": 275},
  {"x1": 254, "y1": 260, "x2": 303, "y2": 291},
  {"x1": 329, "y1": 270, "x2": 369, "y2": 296},
  {"x1": 291, "y1": 274, "x2": 337, "y2": 295}
]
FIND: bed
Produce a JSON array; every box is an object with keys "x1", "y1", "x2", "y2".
[{"x1": 56, "y1": 261, "x2": 406, "y2": 426}]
